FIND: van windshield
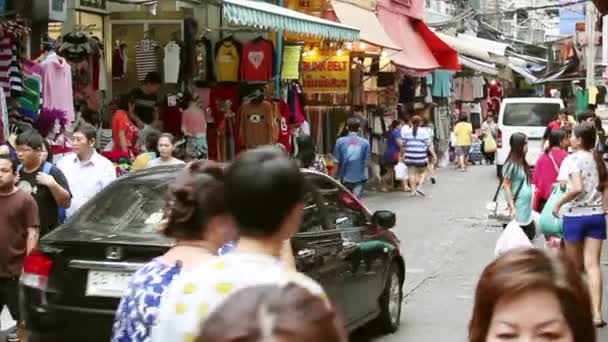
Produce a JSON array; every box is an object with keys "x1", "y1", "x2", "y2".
[{"x1": 503, "y1": 103, "x2": 561, "y2": 127}]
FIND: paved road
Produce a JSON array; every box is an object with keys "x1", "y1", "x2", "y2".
[{"x1": 360, "y1": 165, "x2": 608, "y2": 341}]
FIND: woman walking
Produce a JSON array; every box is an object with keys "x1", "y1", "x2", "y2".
[
  {"x1": 553, "y1": 123, "x2": 608, "y2": 327},
  {"x1": 403, "y1": 115, "x2": 431, "y2": 196},
  {"x1": 453, "y1": 114, "x2": 473, "y2": 172},
  {"x1": 533, "y1": 129, "x2": 569, "y2": 212},
  {"x1": 502, "y1": 132, "x2": 535, "y2": 240},
  {"x1": 380, "y1": 120, "x2": 403, "y2": 192},
  {"x1": 480, "y1": 114, "x2": 498, "y2": 165}
]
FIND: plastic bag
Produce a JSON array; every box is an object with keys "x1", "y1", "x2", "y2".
[
  {"x1": 394, "y1": 162, "x2": 408, "y2": 180},
  {"x1": 494, "y1": 220, "x2": 534, "y2": 257},
  {"x1": 539, "y1": 184, "x2": 565, "y2": 237},
  {"x1": 484, "y1": 135, "x2": 497, "y2": 153}
]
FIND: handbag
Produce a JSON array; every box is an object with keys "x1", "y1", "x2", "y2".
[
  {"x1": 483, "y1": 135, "x2": 497, "y2": 153},
  {"x1": 487, "y1": 178, "x2": 525, "y2": 221},
  {"x1": 539, "y1": 184, "x2": 566, "y2": 237}
]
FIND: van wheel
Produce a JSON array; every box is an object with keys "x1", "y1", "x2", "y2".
[
  {"x1": 370, "y1": 262, "x2": 403, "y2": 334},
  {"x1": 496, "y1": 164, "x2": 503, "y2": 178}
]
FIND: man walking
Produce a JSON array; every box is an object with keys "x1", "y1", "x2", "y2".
[
  {"x1": 0, "y1": 155, "x2": 39, "y2": 342},
  {"x1": 333, "y1": 117, "x2": 370, "y2": 198},
  {"x1": 130, "y1": 71, "x2": 163, "y2": 147},
  {"x1": 15, "y1": 131, "x2": 71, "y2": 236},
  {"x1": 57, "y1": 124, "x2": 116, "y2": 218}
]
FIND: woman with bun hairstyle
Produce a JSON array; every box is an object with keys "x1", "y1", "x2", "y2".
[
  {"x1": 469, "y1": 248, "x2": 595, "y2": 342},
  {"x1": 112, "y1": 161, "x2": 237, "y2": 342}
]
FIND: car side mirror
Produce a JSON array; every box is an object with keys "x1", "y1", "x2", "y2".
[{"x1": 372, "y1": 210, "x2": 396, "y2": 229}]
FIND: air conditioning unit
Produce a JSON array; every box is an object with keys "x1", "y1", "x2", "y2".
[{"x1": 33, "y1": 0, "x2": 67, "y2": 22}]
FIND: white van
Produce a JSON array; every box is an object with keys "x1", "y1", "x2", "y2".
[{"x1": 496, "y1": 97, "x2": 565, "y2": 177}]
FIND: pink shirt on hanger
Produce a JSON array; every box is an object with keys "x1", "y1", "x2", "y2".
[
  {"x1": 461, "y1": 77, "x2": 475, "y2": 102},
  {"x1": 41, "y1": 54, "x2": 75, "y2": 123}
]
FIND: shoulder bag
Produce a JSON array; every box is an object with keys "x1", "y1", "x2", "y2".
[{"x1": 487, "y1": 177, "x2": 525, "y2": 222}]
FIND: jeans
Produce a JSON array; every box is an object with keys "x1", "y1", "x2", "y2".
[
  {"x1": 0, "y1": 277, "x2": 20, "y2": 328},
  {"x1": 344, "y1": 181, "x2": 366, "y2": 199}
]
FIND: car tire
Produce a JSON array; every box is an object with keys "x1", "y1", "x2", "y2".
[{"x1": 370, "y1": 262, "x2": 403, "y2": 334}]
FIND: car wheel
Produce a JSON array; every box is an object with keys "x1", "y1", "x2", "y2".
[{"x1": 370, "y1": 262, "x2": 403, "y2": 334}]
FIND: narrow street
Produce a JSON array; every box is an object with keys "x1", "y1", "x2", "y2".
[{"x1": 360, "y1": 165, "x2": 608, "y2": 341}]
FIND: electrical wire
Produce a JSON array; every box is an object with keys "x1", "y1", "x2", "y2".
[{"x1": 479, "y1": 0, "x2": 588, "y2": 16}]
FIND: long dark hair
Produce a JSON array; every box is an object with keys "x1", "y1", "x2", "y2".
[
  {"x1": 573, "y1": 123, "x2": 608, "y2": 192},
  {"x1": 411, "y1": 115, "x2": 422, "y2": 138},
  {"x1": 545, "y1": 129, "x2": 566, "y2": 154},
  {"x1": 506, "y1": 132, "x2": 531, "y2": 180},
  {"x1": 296, "y1": 135, "x2": 315, "y2": 168}
]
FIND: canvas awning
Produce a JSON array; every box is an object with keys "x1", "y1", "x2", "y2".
[
  {"x1": 459, "y1": 56, "x2": 498, "y2": 75},
  {"x1": 223, "y1": 0, "x2": 359, "y2": 41},
  {"x1": 330, "y1": 0, "x2": 399, "y2": 49}
]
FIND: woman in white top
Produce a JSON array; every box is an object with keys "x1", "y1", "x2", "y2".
[
  {"x1": 553, "y1": 123, "x2": 608, "y2": 327},
  {"x1": 146, "y1": 133, "x2": 185, "y2": 168}
]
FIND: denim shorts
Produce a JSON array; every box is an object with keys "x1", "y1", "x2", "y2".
[{"x1": 563, "y1": 214, "x2": 607, "y2": 242}]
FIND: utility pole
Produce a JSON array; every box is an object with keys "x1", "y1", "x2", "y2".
[{"x1": 586, "y1": 1, "x2": 597, "y2": 88}]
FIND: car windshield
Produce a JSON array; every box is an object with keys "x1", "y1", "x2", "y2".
[
  {"x1": 70, "y1": 179, "x2": 170, "y2": 235},
  {"x1": 503, "y1": 103, "x2": 561, "y2": 127}
]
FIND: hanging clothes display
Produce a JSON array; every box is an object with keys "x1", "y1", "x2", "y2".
[
  {"x1": 135, "y1": 38, "x2": 160, "y2": 81},
  {"x1": 40, "y1": 52, "x2": 75, "y2": 123},
  {"x1": 461, "y1": 77, "x2": 474, "y2": 102},
  {"x1": 240, "y1": 37, "x2": 274, "y2": 83},
  {"x1": 215, "y1": 37, "x2": 242, "y2": 83},
  {"x1": 0, "y1": 88, "x2": 6, "y2": 143},
  {"x1": 195, "y1": 37, "x2": 214, "y2": 83},
  {"x1": 238, "y1": 96, "x2": 274, "y2": 148},
  {"x1": 275, "y1": 100, "x2": 293, "y2": 153},
  {"x1": 209, "y1": 86, "x2": 239, "y2": 161},
  {"x1": 452, "y1": 77, "x2": 463, "y2": 101},
  {"x1": 162, "y1": 94, "x2": 182, "y2": 137},
  {"x1": 112, "y1": 43, "x2": 127, "y2": 79},
  {"x1": 163, "y1": 41, "x2": 181, "y2": 84},
  {"x1": 182, "y1": 100, "x2": 207, "y2": 160},
  {"x1": 0, "y1": 32, "x2": 22, "y2": 99},
  {"x1": 351, "y1": 59, "x2": 364, "y2": 106},
  {"x1": 428, "y1": 70, "x2": 452, "y2": 98},
  {"x1": 472, "y1": 76, "x2": 485, "y2": 99}
]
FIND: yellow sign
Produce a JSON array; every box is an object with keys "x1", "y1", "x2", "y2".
[
  {"x1": 301, "y1": 52, "x2": 350, "y2": 93},
  {"x1": 281, "y1": 45, "x2": 303, "y2": 80}
]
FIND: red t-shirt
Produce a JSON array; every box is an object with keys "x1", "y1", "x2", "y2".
[
  {"x1": 240, "y1": 39, "x2": 274, "y2": 83},
  {"x1": 112, "y1": 110, "x2": 138, "y2": 154},
  {"x1": 277, "y1": 101, "x2": 292, "y2": 153}
]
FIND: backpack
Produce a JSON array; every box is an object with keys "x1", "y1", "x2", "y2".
[{"x1": 17, "y1": 162, "x2": 67, "y2": 224}]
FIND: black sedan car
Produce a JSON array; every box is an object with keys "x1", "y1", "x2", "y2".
[{"x1": 20, "y1": 166, "x2": 405, "y2": 342}]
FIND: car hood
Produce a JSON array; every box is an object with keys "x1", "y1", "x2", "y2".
[{"x1": 42, "y1": 223, "x2": 174, "y2": 247}]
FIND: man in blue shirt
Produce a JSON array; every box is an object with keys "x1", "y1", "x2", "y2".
[{"x1": 333, "y1": 117, "x2": 370, "y2": 198}]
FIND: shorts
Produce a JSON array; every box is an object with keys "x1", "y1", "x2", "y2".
[
  {"x1": 406, "y1": 164, "x2": 428, "y2": 173},
  {"x1": 455, "y1": 146, "x2": 470, "y2": 156},
  {"x1": 563, "y1": 214, "x2": 607, "y2": 242}
]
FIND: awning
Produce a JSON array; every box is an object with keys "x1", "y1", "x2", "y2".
[
  {"x1": 436, "y1": 32, "x2": 497, "y2": 64},
  {"x1": 378, "y1": 7, "x2": 458, "y2": 71},
  {"x1": 459, "y1": 56, "x2": 498, "y2": 75},
  {"x1": 330, "y1": 0, "x2": 400, "y2": 50},
  {"x1": 415, "y1": 21, "x2": 460, "y2": 71},
  {"x1": 223, "y1": 0, "x2": 359, "y2": 41}
]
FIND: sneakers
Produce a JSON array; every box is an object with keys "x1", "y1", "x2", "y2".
[{"x1": 6, "y1": 325, "x2": 19, "y2": 342}]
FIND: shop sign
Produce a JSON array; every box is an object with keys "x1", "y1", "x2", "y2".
[
  {"x1": 301, "y1": 53, "x2": 350, "y2": 93},
  {"x1": 281, "y1": 44, "x2": 303, "y2": 80},
  {"x1": 79, "y1": 0, "x2": 106, "y2": 10}
]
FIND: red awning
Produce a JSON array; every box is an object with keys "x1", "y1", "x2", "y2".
[
  {"x1": 415, "y1": 20, "x2": 460, "y2": 71},
  {"x1": 378, "y1": 6, "x2": 460, "y2": 71}
]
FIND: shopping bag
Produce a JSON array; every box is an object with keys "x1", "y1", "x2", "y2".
[
  {"x1": 495, "y1": 220, "x2": 534, "y2": 256},
  {"x1": 483, "y1": 135, "x2": 497, "y2": 153},
  {"x1": 539, "y1": 184, "x2": 566, "y2": 237},
  {"x1": 394, "y1": 162, "x2": 408, "y2": 180}
]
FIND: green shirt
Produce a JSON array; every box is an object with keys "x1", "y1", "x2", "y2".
[{"x1": 502, "y1": 162, "x2": 533, "y2": 225}]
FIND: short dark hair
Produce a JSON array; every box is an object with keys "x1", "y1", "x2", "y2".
[
  {"x1": 16, "y1": 130, "x2": 44, "y2": 150},
  {"x1": 0, "y1": 155, "x2": 17, "y2": 173},
  {"x1": 144, "y1": 71, "x2": 162, "y2": 85},
  {"x1": 225, "y1": 146, "x2": 306, "y2": 237},
  {"x1": 346, "y1": 117, "x2": 361, "y2": 132},
  {"x1": 158, "y1": 133, "x2": 176, "y2": 145},
  {"x1": 577, "y1": 111, "x2": 594, "y2": 123},
  {"x1": 162, "y1": 161, "x2": 227, "y2": 240},
  {"x1": 146, "y1": 132, "x2": 161, "y2": 153},
  {"x1": 75, "y1": 123, "x2": 97, "y2": 142},
  {"x1": 458, "y1": 114, "x2": 469, "y2": 122}
]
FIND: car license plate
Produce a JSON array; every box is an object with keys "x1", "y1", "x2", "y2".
[{"x1": 85, "y1": 270, "x2": 133, "y2": 298}]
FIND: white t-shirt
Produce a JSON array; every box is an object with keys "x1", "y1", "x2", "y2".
[
  {"x1": 163, "y1": 41, "x2": 181, "y2": 84},
  {"x1": 151, "y1": 253, "x2": 326, "y2": 342},
  {"x1": 558, "y1": 150, "x2": 604, "y2": 216},
  {"x1": 146, "y1": 157, "x2": 185, "y2": 168}
]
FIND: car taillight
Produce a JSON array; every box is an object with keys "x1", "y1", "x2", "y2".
[
  {"x1": 21, "y1": 250, "x2": 53, "y2": 290},
  {"x1": 497, "y1": 129, "x2": 502, "y2": 148}
]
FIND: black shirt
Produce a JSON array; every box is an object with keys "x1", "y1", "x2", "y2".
[
  {"x1": 130, "y1": 88, "x2": 158, "y2": 125},
  {"x1": 17, "y1": 164, "x2": 71, "y2": 236}
]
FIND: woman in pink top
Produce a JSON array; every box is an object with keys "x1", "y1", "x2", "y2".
[
  {"x1": 181, "y1": 92, "x2": 208, "y2": 160},
  {"x1": 533, "y1": 129, "x2": 569, "y2": 212}
]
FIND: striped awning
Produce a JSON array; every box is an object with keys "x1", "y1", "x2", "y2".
[{"x1": 223, "y1": 0, "x2": 360, "y2": 41}]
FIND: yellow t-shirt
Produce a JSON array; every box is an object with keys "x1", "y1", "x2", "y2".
[
  {"x1": 454, "y1": 122, "x2": 473, "y2": 146},
  {"x1": 216, "y1": 42, "x2": 240, "y2": 82},
  {"x1": 131, "y1": 152, "x2": 155, "y2": 172}
]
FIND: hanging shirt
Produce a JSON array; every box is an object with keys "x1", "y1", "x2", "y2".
[
  {"x1": 589, "y1": 86, "x2": 599, "y2": 105},
  {"x1": 162, "y1": 95, "x2": 182, "y2": 136},
  {"x1": 215, "y1": 41, "x2": 240, "y2": 82},
  {"x1": 40, "y1": 54, "x2": 75, "y2": 123},
  {"x1": 238, "y1": 100, "x2": 274, "y2": 148},
  {"x1": 473, "y1": 76, "x2": 485, "y2": 99},
  {"x1": 461, "y1": 77, "x2": 475, "y2": 102},
  {"x1": 182, "y1": 103, "x2": 207, "y2": 136},
  {"x1": 163, "y1": 41, "x2": 181, "y2": 84},
  {"x1": 240, "y1": 39, "x2": 274, "y2": 83},
  {"x1": 195, "y1": 38, "x2": 214, "y2": 83},
  {"x1": 135, "y1": 39, "x2": 159, "y2": 81},
  {"x1": 429, "y1": 70, "x2": 452, "y2": 98},
  {"x1": 452, "y1": 77, "x2": 463, "y2": 101},
  {"x1": 575, "y1": 88, "x2": 589, "y2": 114},
  {"x1": 276, "y1": 101, "x2": 292, "y2": 153}
]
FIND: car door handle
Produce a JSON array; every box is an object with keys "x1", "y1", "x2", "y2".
[{"x1": 297, "y1": 248, "x2": 316, "y2": 259}]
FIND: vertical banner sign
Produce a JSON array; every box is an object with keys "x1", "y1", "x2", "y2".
[
  {"x1": 281, "y1": 44, "x2": 303, "y2": 80},
  {"x1": 301, "y1": 52, "x2": 350, "y2": 93}
]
